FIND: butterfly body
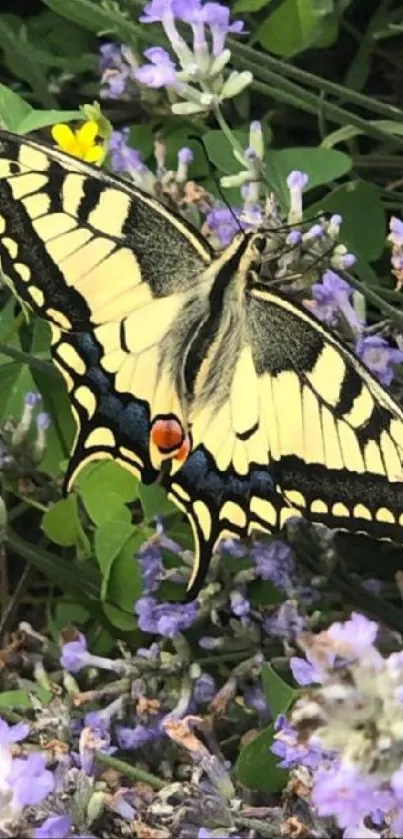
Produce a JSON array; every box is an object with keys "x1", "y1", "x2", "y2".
[{"x1": 0, "y1": 128, "x2": 403, "y2": 598}]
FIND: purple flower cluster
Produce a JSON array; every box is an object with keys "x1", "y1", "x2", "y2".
[
  {"x1": 132, "y1": 0, "x2": 250, "y2": 115},
  {"x1": 251, "y1": 540, "x2": 295, "y2": 590},
  {"x1": 356, "y1": 334, "x2": 403, "y2": 386},
  {"x1": 310, "y1": 270, "x2": 363, "y2": 334},
  {"x1": 100, "y1": 42, "x2": 137, "y2": 98},
  {"x1": 135, "y1": 595, "x2": 198, "y2": 636},
  {"x1": 0, "y1": 718, "x2": 54, "y2": 826},
  {"x1": 272, "y1": 612, "x2": 403, "y2": 836},
  {"x1": 137, "y1": 527, "x2": 184, "y2": 594}
]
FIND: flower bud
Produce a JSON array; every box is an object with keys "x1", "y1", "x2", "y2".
[{"x1": 220, "y1": 70, "x2": 253, "y2": 101}]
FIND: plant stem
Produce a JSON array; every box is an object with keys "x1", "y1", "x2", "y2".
[
  {"x1": 229, "y1": 39, "x2": 403, "y2": 124},
  {"x1": 346, "y1": 272, "x2": 403, "y2": 327},
  {"x1": 95, "y1": 751, "x2": 166, "y2": 789},
  {"x1": 0, "y1": 341, "x2": 57, "y2": 377},
  {"x1": 212, "y1": 102, "x2": 246, "y2": 162}
]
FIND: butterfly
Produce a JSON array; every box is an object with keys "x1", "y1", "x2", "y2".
[{"x1": 0, "y1": 128, "x2": 403, "y2": 600}]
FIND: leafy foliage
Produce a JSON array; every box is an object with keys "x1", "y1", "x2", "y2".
[{"x1": 1, "y1": 2, "x2": 403, "y2": 827}]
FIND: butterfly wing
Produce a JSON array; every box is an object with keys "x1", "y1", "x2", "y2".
[
  {"x1": 0, "y1": 129, "x2": 214, "y2": 486},
  {"x1": 168, "y1": 279, "x2": 403, "y2": 599}
]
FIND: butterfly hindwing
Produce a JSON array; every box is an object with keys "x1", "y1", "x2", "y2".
[
  {"x1": 166, "y1": 251, "x2": 403, "y2": 599},
  {"x1": 248, "y1": 285, "x2": 403, "y2": 538}
]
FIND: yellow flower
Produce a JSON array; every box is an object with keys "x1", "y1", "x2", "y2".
[{"x1": 51, "y1": 120, "x2": 105, "y2": 164}]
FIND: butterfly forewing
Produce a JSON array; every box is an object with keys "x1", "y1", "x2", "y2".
[{"x1": 0, "y1": 129, "x2": 214, "y2": 485}]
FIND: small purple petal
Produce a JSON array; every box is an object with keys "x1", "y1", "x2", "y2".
[{"x1": 34, "y1": 815, "x2": 72, "y2": 839}]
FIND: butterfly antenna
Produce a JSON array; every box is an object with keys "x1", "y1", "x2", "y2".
[
  {"x1": 188, "y1": 134, "x2": 244, "y2": 235},
  {"x1": 267, "y1": 241, "x2": 338, "y2": 289}
]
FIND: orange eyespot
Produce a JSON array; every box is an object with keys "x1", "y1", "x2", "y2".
[
  {"x1": 151, "y1": 416, "x2": 185, "y2": 455},
  {"x1": 175, "y1": 435, "x2": 191, "y2": 463},
  {"x1": 150, "y1": 416, "x2": 192, "y2": 470}
]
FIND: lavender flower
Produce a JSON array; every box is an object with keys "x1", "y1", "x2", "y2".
[
  {"x1": 356, "y1": 335, "x2": 403, "y2": 386},
  {"x1": 312, "y1": 764, "x2": 394, "y2": 830},
  {"x1": 273, "y1": 612, "x2": 403, "y2": 834},
  {"x1": 290, "y1": 655, "x2": 321, "y2": 686},
  {"x1": 263, "y1": 600, "x2": 305, "y2": 640},
  {"x1": 108, "y1": 128, "x2": 145, "y2": 175},
  {"x1": 230, "y1": 590, "x2": 250, "y2": 618},
  {"x1": 287, "y1": 170, "x2": 308, "y2": 222},
  {"x1": 388, "y1": 216, "x2": 403, "y2": 288},
  {"x1": 244, "y1": 684, "x2": 270, "y2": 719},
  {"x1": 309, "y1": 270, "x2": 363, "y2": 334},
  {"x1": 12, "y1": 391, "x2": 41, "y2": 446},
  {"x1": 176, "y1": 146, "x2": 193, "y2": 183},
  {"x1": 135, "y1": 596, "x2": 198, "y2": 636},
  {"x1": 135, "y1": 46, "x2": 178, "y2": 89},
  {"x1": 251, "y1": 539, "x2": 294, "y2": 590},
  {"x1": 60, "y1": 632, "x2": 125, "y2": 674},
  {"x1": 138, "y1": 543, "x2": 164, "y2": 594},
  {"x1": 0, "y1": 741, "x2": 54, "y2": 825},
  {"x1": 32, "y1": 411, "x2": 51, "y2": 462},
  {"x1": 78, "y1": 721, "x2": 112, "y2": 775},
  {"x1": 205, "y1": 207, "x2": 241, "y2": 246},
  {"x1": 136, "y1": 0, "x2": 251, "y2": 114},
  {"x1": 198, "y1": 636, "x2": 224, "y2": 650},
  {"x1": 100, "y1": 42, "x2": 137, "y2": 98},
  {"x1": 117, "y1": 717, "x2": 163, "y2": 750},
  {"x1": 193, "y1": 673, "x2": 216, "y2": 705},
  {"x1": 271, "y1": 715, "x2": 326, "y2": 770},
  {"x1": 0, "y1": 718, "x2": 54, "y2": 824},
  {"x1": 327, "y1": 611, "x2": 378, "y2": 657},
  {"x1": 34, "y1": 815, "x2": 72, "y2": 839}
]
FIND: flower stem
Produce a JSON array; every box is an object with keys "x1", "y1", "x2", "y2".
[
  {"x1": 95, "y1": 751, "x2": 166, "y2": 789},
  {"x1": 212, "y1": 102, "x2": 246, "y2": 164},
  {"x1": 235, "y1": 816, "x2": 281, "y2": 836}
]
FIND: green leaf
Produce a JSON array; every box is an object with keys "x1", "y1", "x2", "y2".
[
  {"x1": 31, "y1": 324, "x2": 75, "y2": 476},
  {"x1": 309, "y1": 180, "x2": 385, "y2": 262},
  {"x1": 127, "y1": 123, "x2": 155, "y2": 161},
  {"x1": 236, "y1": 724, "x2": 287, "y2": 792},
  {"x1": 0, "y1": 361, "x2": 37, "y2": 425},
  {"x1": 265, "y1": 146, "x2": 352, "y2": 206},
  {"x1": 203, "y1": 128, "x2": 251, "y2": 175},
  {"x1": 261, "y1": 662, "x2": 297, "y2": 718},
  {"x1": 0, "y1": 82, "x2": 31, "y2": 131},
  {"x1": 322, "y1": 119, "x2": 403, "y2": 149},
  {"x1": 257, "y1": 0, "x2": 327, "y2": 57},
  {"x1": 18, "y1": 109, "x2": 82, "y2": 134},
  {"x1": 41, "y1": 0, "x2": 138, "y2": 43},
  {"x1": 78, "y1": 461, "x2": 139, "y2": 526},
  {"x1": 94, "y1": 507, "x2": 134, "y2": 597},
  {"x1": 104, "y1": 530, "x2": 144, "y2": 629},
  {"x1": 0, "y1": 687, "x2": 52, "y2": 709},
  {"x1": 42, "y1": 495, "x2": 85, "y2": 548},
  {"x1": 0, "y1": 18, "x2": 57, "y2": 108},
  {"x1": 234, "y1": 0, "x2": 272, "y2": 10},
  {"x1": 139, "y1": 484, "x2": 178, "y2": 522},
  {"x1": 203, "y1": 126, "x2": 273, "y2": 179},
  {"x1": 249, "y1": 580, "x2": 284, "y2": 606},
  {"x1": 7, "y1": 527, "x2": 108, "y2": 620},
  {"x1": 53, "y1": 601, "x2": 90, "y2": 629}
]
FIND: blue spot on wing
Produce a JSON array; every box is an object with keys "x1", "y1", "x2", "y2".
[{"x1": 171, "y1": 445, "x2": 276, "y2": 509}]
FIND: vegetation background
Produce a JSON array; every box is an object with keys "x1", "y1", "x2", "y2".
[{"x1": 1, "y1": 1, "x2": 403, "y2": 837}]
